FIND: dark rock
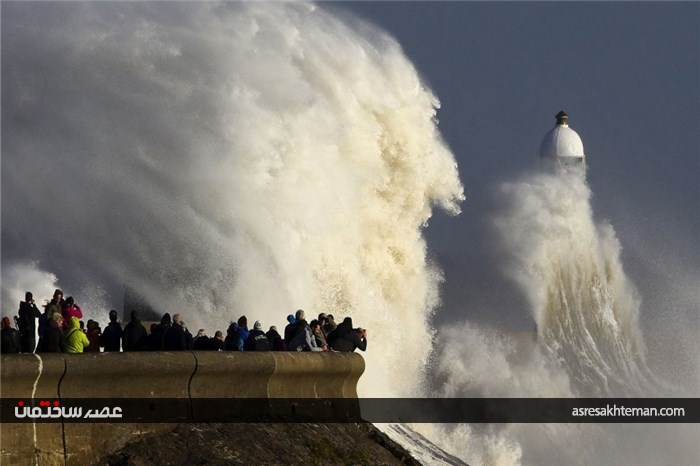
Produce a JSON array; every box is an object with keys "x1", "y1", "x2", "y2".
[{"x1": 99, "y1": 422, "x2": 422, "y2": 466}]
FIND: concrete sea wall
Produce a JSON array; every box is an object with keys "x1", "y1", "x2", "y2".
[{"x1": 0, "y1": 352, "x2": 365, "y2": 466}]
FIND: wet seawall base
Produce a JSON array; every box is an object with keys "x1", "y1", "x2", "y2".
[{"x1": 0, "y1": 352, "x2": 368, "y2": 466}]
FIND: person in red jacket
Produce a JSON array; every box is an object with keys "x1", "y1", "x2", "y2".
[{"x1": 61, "y1": 296, "x2": 83, "y2": 331}]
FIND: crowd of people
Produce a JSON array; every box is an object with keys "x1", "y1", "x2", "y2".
[{"x1": 1, "y1": 289, "x2": 368, "y2": 355}]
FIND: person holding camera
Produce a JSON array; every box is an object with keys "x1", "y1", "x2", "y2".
[
  {"x1": 327, "y1": 317, "x2": 367, "y2": 353},
  {"x1": 18, "y1": 292, "x2": 41, "y2": 353}
]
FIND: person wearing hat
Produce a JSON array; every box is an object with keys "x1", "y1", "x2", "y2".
[
  {"x1": 245, "y1": 320, "x2": 270, "y2": 351},
  {"x1": 18, "y1": 291, "x2": 41, "y2": 353}
]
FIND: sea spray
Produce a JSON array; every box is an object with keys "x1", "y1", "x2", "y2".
[
  {"x1": 493, "y1": 170, "x2": 651, "y2": 396},
  {"x1": 411, "y1": 169, "x2": 665, "y2": 465},
  {"x1": 1, "y1": 2, "x2": 463, "y2": 396}
]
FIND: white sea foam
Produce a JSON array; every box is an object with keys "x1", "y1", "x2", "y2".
[
  {"x1": 2, "y1": 2, "x2": 463, "y2": 396},
  {"x1": 492, "y1": 170, "x2": 653, "y2": 396}
]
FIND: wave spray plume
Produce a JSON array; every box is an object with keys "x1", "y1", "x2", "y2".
[{"x1": 1, "y1": 2, "x2": 464, "y2": 396}]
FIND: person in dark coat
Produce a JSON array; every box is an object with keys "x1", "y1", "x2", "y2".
[
  {"x1": 38, "y1": 314, "x2": 63, "y2": 353},
  {"x1": 231, "y1": 316, "x2": 250, "y2": 351},
  {"x1": 224, "y1": 315, "x2": 249, "y2": 351},
  {"x1": 223, "y1": 321, "x2": 238, "y2": 351},
  {"x1": 122, "y1": 310, "x2": 147, "y2": 351},
  {"x1": 191, "y1": 329, "x2": 208, "y2": 350},
  {"x1": 284, "y1": 309, "x2": 309, "y2": 347},
  {"x1": 283, "y1": 314, "x2": 296, "y2": 346},
  {"x1": 163, "y1": 313, "x2": 187, "y2": 351},
  {"x1": 40, "y1": 289, "x2": 64, "y2": 341},
  {"x1": 101, "y1": 310, "x2": 123, "y2": 352},
  {"x1": 1, "y1": 317, "x2": 21, "y2": 353},
  {"x1": 85, "y1": 320, "x2": 102, "y2": 352},
  {"x1": 266, "y1": 326, "x2": 285, "y2": 351},
  {"x1": 245, "y1": 321, "x2": 270, "y2": 351},
  {"x1": 149, "y1": 313, "x2": 172, "y2": 350},
  {"x1": 18, "y1": 292, "x2": 41, "y2": 353},
  {"x1": 322, "y1": 314, "x2": 337, "y2": 336},
  {"x1": 328, "y1": 317, "x2": 367, "y2": 352},
  {"x1": 212, "y1": 331, "x2": 225, "y2": 351},
  {"x1": 182, "y1": 320, "x2": 193, "y2": 350}
]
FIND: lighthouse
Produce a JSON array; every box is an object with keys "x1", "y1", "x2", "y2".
[{"x1": 539, "y1": 111, "x2": 585, "y2": 171}]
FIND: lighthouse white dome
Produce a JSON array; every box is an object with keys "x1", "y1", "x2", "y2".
[
  {"x1": 539, "y1": 111, "x2": 585, "y2": 172},
  {"x1": 540, "y1": 124, "x2": 585, "y2": 159}
]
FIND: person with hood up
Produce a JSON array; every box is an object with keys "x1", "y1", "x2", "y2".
[
  {"x1": 85, "y1": 320, "x2": 102, "y2": 352},
  {"x1": 62, "y1": 316, "x2": 90, "y2": 353},
  {"x1": 283, "y1": 314, "x2": 296, "y2": 345},
  {"x1": 149, "y1": 313, "x2": 172, "y2": 350},
  {"x1": 327, "y1": 317, "x2": 367, "y2": 353},
  {"x1": 18, "y1": 292, "x2": 41, "y2": 353},
  {"x1": 122, "y1": 310, "x2": 147, "y2": 351},
  {"x1": 266, "y1": 326, "x2": 285, "y2": 351},
  {"x1": 224, "y1": 321, "x2": 239, "y2": 351},
  {"x1": 230, "y1": 315, "x2": 250, "y2": 351}
]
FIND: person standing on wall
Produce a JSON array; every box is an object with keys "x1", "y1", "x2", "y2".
[{"x1": 17, "y1": 292, "x2": 41, "y2": 353}]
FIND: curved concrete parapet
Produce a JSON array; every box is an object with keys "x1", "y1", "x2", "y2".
[
  {"x1": 58, "y1": 353, "x2": 197, "y2": 465},
  {"x1": 190, "y1": 351, "x2": 276, "y2": 398},
  {"x1": 268, "y1": 352, "x2": 365, "y2": 398},
  {"x1": 1, "y1": 354, "x2": 67, "y2": 466},
  {"x1": 0, "y1": 351, "x2": 365, "y2": 466}
]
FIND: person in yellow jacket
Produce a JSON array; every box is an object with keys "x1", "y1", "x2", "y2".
[{"x1": 63, "y1": 316, "x2": 89, "y2": 353}]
